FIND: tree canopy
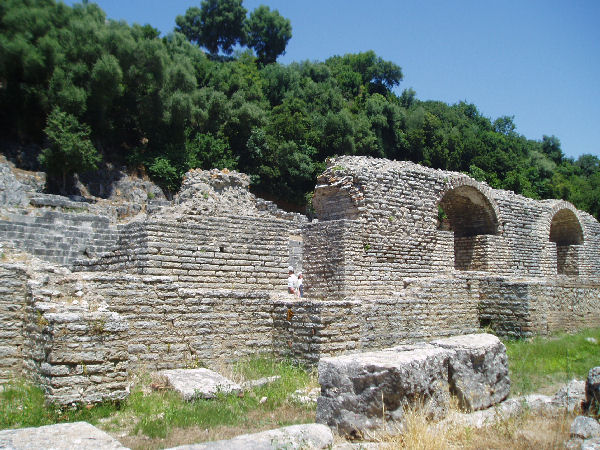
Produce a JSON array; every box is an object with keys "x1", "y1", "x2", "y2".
[
  {"x1": 246, "y1": 5, "x2": 292, "y2": 65},
  {"x1": 1, "y1": 0, "x2": 599, "y2": 219},
  {"x1": 176, "y1": 0, "x2": 247, "y2": 56}
]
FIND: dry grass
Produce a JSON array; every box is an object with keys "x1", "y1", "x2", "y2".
[
  {"x1": 116, "y1": 405, "x2": 314, "y2": 450},
  {"x1": 368, "y1": 403, "x2": 575, "y2": 450}
]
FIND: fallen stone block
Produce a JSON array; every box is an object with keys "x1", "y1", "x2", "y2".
[
  {"x1": 239, "y1": 375, "x2": 281, "y2": 390},
  {"x1": 166, "y1": 423, "x2": 333, "y2": 449},
  {"x1": 0, "y1": 421, "x2": 127, "y2": 450},
  {"x1": 431, "y1": 333, "x2": 510, "y2": 411},
  {"x1": 553, "y1": 379, "x2": 586, "y2": 412},
  {"x1": 586, "y1": 367, "x2": 600, "y2": 414},
  {"x1": 316, "y1": 345, "x2": 452, "y2": 437},
  {"x1": 571, "y1": 416, "x2": 600, "y2": 440},
  {"x1": 159, "y1": 368, "x2": 241, "y2": 401}
]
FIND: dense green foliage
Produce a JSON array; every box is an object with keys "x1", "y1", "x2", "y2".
[
  {"x1": 38, "y1": 107, "x2": 100, "y2": 191},
  {"x1": 0, "y1": 0, "x2": 598, "y2": 217}
]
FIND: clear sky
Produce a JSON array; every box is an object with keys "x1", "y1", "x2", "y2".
[{"x1": 65, "y1": 0, "x2": 600, "y2": 159}]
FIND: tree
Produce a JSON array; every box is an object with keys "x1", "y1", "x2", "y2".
[
  {"x1": 245, "y1": 5, "x2": 292, "y2": 65},
  {"x1": 38, "y1": 107, "x2": 100, "y2": 192},
  {"x1": 175, "y1": 0, "x2": 247, "y2": 55},
  {"x1": 541, "y1": 135, "x2": 564, "y2": 165}
]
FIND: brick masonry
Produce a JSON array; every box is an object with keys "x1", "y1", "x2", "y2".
[{"x1": 0, "y1": 160, "x2": 599, "y2": 404}]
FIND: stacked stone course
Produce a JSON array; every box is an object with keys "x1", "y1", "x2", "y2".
[{"x1": 1, "y1": 159, "x2": 599, "y2": 405}]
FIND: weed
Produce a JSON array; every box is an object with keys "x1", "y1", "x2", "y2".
[
  {"x1": 147, "y1": 192, "x2": 155, "y2": 200},
  {"x1": 36, "y1": 311, "x2": 49, "y2": 328},
  {"x1": 331, "y1": 165, "x2": 346, "y2": 172},
  {"x1": 89, "y1": 319, "x2": 106, "y2": 335},
  {"x1": 364, "y1": 243, "x2": 371, "y2": 252}
]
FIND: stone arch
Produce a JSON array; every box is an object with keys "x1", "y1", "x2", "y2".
[
  {"x1": 437, "y1": 180, "x2": 500, "y2": 271},
  {"x1": 438, "y1": 184, "x2": 499, "y2": 237},
  {"x1": 549, "y1": 208, "x2": 583, "y2": 245},
  {"x1": 547, "y1": 204, "x2": 584, "y2": 275}
]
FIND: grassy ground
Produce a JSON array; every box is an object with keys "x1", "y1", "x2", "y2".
[
  {"x1": 505, "y1": 327, "x2": 600, "y2": 395},
  {"x1": 1, "y1": 329, "x2": 599, "y2": 449},
  {"x1": 1, "y1": 356, "x2": 318, "y2": 450}
]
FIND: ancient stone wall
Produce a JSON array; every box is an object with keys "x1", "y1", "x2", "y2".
[
  {"x1": 0, "y1": 260, "x2": 129, "y2": 404},
  {"x1": 75, "y1": 273, "x2": 276, "y2": 370},
  {"x1": 74, "y1": 216, "x2": 298, "y2": 291},
  {"x1": 0, "y1": 211, "x2": 119, "y2": 266},
  {"x1": 309, "y1": 156, "x2": 600, "y2": 290},
  {"x1": 0, "y1": 264, "x2": 27, "y2": 383}
]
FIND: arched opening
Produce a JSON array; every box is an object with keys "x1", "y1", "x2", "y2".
[
  {"x1": 549, "y1": 209, "x2": 583, "y2": 275},
  {"x1": 438, "y1": 186, "x2": 499, "y2": 271}
]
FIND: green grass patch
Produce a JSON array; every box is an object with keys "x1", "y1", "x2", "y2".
[
  {"x1": 0, "y1": 379, "x2": 118, "y2": 430},
  {"x1": 128, "y1": 357, "x2": 315, "y2": 438},
  {"x1": 0, "y1": 356, "x2": 316, "y2": 442},
  {"x1": 505, "y1": 327, "x2": 600, "y2": 395}
]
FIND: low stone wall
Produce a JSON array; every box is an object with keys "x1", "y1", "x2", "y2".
[
  {"x1": 0, "y1": 211, "x2": 119, "y2": 266},
  {"x1": 478, "y1": 276, "x2": 600, "y2": 338},
  {"x1": 23, "y1": 305, "x2": 129, "y2": 404},
  {"x1": 0, "y1": 262, "x2": 129, "y2": 404}
]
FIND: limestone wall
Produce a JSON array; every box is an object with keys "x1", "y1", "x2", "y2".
[
  {"x1": 0, "y1": 261, "x2": 129, "y2": 404},
  {"x1": 0, "y1": 264, "x2": 27, "y2": 383},
  {"x1": 310, "y1": 156, "x2": 600, "y2": 287},
  {"x1": 76, "y1": 273, "x2": 277, "y2": 370},
  {"x1": 0, "y1": 211, "x2": 119, "y2": 266},
  {"x1": 22, "y1": 304, "x2": 129, "y2": 405},
  {"x1": 75, "y1": 216, "x2": 299, "y2": 291}
]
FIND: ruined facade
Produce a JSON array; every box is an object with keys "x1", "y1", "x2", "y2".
[{"x1": 0, "y1": 156, "x2": 599, "y2": 404}]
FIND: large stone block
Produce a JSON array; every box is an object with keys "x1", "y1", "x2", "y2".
[
  {"x1": 0, "y1": 422, "x2": 127, "y2": 449},
  {"x1": 431, "y1": 333, "x2": 510, "y2": 411},
  {"x1": 159, "y1": 368, "x2": 241, "y2": 400},
  {"x1": 316, "y1": 344, "x2": 452, "y2": 437},
  {"x1": 167, "y1": 423, "x2": 333, "y2": 449},
  {"x1": 586, "y1": 366, "x2": 600, "y2": 414}
]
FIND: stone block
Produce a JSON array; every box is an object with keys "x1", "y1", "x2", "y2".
[
  {"x1": 586, "y1": 367, "x2": 600, "y2": 414},
  {"x1": 571, "y1": 416, "x2": 600, "y2": 440},
  {"x1": 431, "y1": 333, "x2": 510, "y2": 411},
  {"x1": 0, "y1": 421, "x2": 127, "y2": 450},
  {"x1": 159, "y1": 368, "x2": 241, "y2": 400},
  {"x1": 316, "y1": 345, "x2": 452, "y2": 437},
  {"x1": 166, "y1": 423, "x2": 333, "y2": 450}
]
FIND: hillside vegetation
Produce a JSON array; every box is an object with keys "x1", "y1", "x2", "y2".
[{"x1": 1, "y1": 0, "x2": 599, "y2": 218}]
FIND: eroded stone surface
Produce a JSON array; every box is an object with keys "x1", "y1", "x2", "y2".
[
  {"x1": 316, "y1": 345, "x2": 452, "y2": 437},
  {"x1": 586, "y1": 367, "x2": 600, "y2": 414},
  {"x1": 166, "y1": 423, "x2": 333, "y2": 450},
  {"x1": 159, "y1": 368, "x2": 241, "y2": 400},
  {"x1": 554, "y1": 379, "x2": 586, "y2": 412},
  {"x1": 571, "y1": 416, "x2": 600, "y2": 440},
  {"x1": 431, "y1": 333, "x2": 510, "y2": 411},
  {"x1": 0, "y1": 422, "x2": 127, "y2": 450}
]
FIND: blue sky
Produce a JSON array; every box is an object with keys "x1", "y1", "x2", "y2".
[{"x1": 66, "y1": 0, "x2": 600, "y2": 159}]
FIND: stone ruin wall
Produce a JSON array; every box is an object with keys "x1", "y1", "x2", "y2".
[{"x1": 1, "y1": 158, "x2": 600, "y2": 404}]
